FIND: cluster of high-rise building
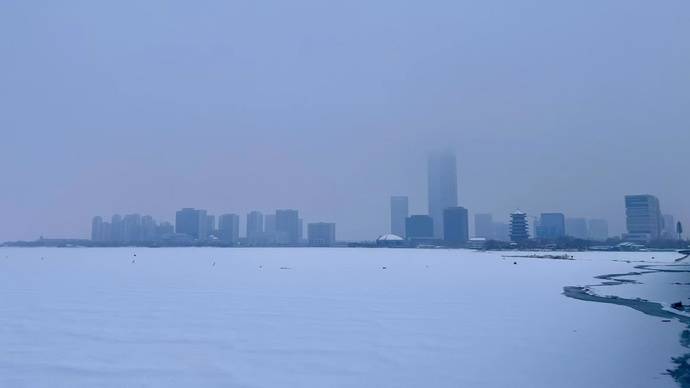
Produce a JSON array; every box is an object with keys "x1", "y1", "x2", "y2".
[
  {"x1": 389, "y1": 150, "x2": 470, "y2": 246},
  {"x1": 91, "y1": 151, "x2": 682, "y2": 248},
  {"x1": 91, "y1": 208, "x2": 336, "y2": 246},
  {"x1": 529, "y1": 213, "x2": 610, "y2": 241},
  {"x1": 386, "y1": 152, "x2": 681, "y2": 246},
  {"x1": 91, "y1": 215, "x2": 173, "y2": 243}
]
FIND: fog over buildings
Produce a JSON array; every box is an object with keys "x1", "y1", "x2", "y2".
[{"x1": 1, "y1": 2, "x2": 689, "y2": 242}]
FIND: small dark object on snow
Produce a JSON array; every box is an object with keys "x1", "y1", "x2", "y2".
[
  {"x1": 382, "y1": 266, "x2": 387, "y2": 269},
  {"x1": 671, "y1": 301, "x2": 684, "y2": 311},
  {"x1": 513, "y1": 261, "x2": 517, "y2": 265},
  {"x1": 662, "y1": 319, "x2": 671, "y2": 322},
  {"x1": 131, "y1": 259, "x2": 135, "y2": 264}
]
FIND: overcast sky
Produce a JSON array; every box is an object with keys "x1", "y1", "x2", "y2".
[{"x1": 1, "y1": 1, "x2": 689, "y2": 241}]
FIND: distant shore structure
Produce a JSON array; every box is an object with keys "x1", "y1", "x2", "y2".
[{"x1": 376, "y1": 234, "x2": 405, "y2": 247}]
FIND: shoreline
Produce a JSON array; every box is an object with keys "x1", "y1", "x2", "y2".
[{"x1": 563, "y1": 263, "x2": 690, "y2": 387}]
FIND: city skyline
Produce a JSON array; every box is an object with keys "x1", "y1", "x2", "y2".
[
  {"x1": 80, "y1": 147, "x2": 684, "y2": 244},
  {"x1": 83, "y1": 189, "x2": 683, "y2": 245},
  {"x1": 22, "y1": 145, "x2": 690, "y2": 244},
  {"x1": 6, "y1": 143, "x2": 687, "y2": 242}
]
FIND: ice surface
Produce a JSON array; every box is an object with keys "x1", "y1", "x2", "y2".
[{"x1": 0, "y1": 248, "x2": 685, "y2": 387}]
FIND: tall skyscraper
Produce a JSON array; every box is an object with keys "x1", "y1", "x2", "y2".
[
  {"x1": 443, "y1": 207, "x2": 469, "y2": 245},
  {"x1": 509, "y1": 211, "x2": 529, "y2": 242},
  {"x1": 625, "y1": 195, "x2": 662, "y2": 241},
  {"x1": 175, "y1": 208, "x2": 207, "y2": 240},
  {"x1": 390, "y1": 196, "x2": 409, "y2": 237},
  {"x1": 474, "y1": 213, "x2": 494, "y2": 239},
  {"x1": 246, "y1": 211, "x2": 264, "y2": 242},
  {"x1": 218, "y1": 214, "x2": 240, "y2": 243},
  {"x1": 427, "y1": 150, "x2": 458, "y2": 238},
  {"x1": 275, "y1": 209, "x2": 300, "y2": 244},
  {"x1": 405, "y1": 215, "x2": 434, "y2": 240},
  {"x1": 307, "y1": 222, "x2": 336, "y2": 246},
  {"x1": 588, "y1": 219, "x2": 609, "y2": 241},
  {"x1": 536, "y1": 213, "x2": 565, "y2": 240}
]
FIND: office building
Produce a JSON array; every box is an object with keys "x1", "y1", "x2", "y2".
[
  {"x1": 536, "y1": 213, "x2": 565, "y2": 240},
  {"x1": 218, "y1": 214, "x2": 240, "y2": 243},
  {"x1": 246, "y1": 211, "x2": 264, "y2": 242},
  {"x1": 427, "y1": 150, "x2": 458, "y2": 238},
  {"x1": 405, "y1": 215, "x2": 434, "y2": 240},
  {"x1": 390, "y1": 196, "x2": 409, "y2": 237},
  {"x1": 509, "y1": 211, "x2": 529, "y2": 242},
  {"x1": 625, "y1": 195, "x2": 663, "y2": 241},
  {"x1": 275, "y1": 209, "x2": 300, "y2": 244},
  {"x1": 307, "y1": 222, "x2": 336, "y2": 246},
  {"x1": 588, "y1": 219, "x2": 609, "y2": 241},
  {"x1": 175, "y1": 208, "x2": 208, "y2": 240},
  {"x1": 443, "y1": 207, "x2": 469, "y2": 245},
  {"x1": 474, "y1": 213, "x2": 494, "y2": 239}
]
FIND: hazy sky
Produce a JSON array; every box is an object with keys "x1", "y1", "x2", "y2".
[{"x1": 1, "y1": 1, "x2": 689, "y2": 241}]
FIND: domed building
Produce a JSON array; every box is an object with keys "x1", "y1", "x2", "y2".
[{"x1": 376, "y1": 234, "x2": 405, "y2": 247}]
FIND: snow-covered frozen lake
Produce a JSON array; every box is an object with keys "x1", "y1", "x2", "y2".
[{"x1": 0, "y1": 248, "x2": 687, "y2": 387}]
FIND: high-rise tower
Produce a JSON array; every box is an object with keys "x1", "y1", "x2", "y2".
[{"x1": 427, "y1": 150, "x2": 458, "y2": 238}]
